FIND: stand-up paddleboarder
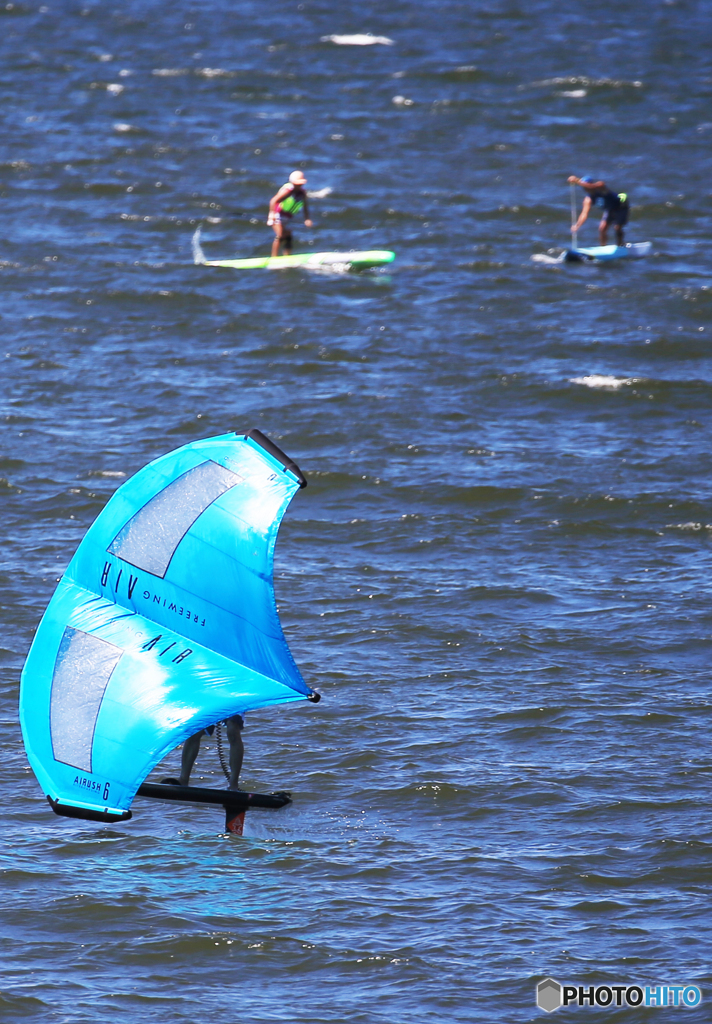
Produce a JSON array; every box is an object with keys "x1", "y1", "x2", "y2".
[
  {"x1": 568, "y1": 175, "x2": 630, "y2": 246},
  {"x1": 268, "y1": 170, "x2": 313, "y2": 256}
]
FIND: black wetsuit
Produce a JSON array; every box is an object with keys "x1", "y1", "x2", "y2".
[{"x1": 591, "y1": 187, "x2": 629, "y2": 227}]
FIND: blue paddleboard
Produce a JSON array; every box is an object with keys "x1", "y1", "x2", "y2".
[{"x1": 565, "y1": 242, "x2": 652, "y2": 263}]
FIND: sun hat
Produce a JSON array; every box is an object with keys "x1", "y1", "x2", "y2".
[{"x1": 289, "y1": 170, "x2": 307, "y2": 185}]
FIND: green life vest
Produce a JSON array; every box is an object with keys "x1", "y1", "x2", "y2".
[{"x1": 278, "y1": 185, "x2": 304, "y2": 216}]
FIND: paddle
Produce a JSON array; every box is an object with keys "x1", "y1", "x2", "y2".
[{"x1": 570, "y1": 183, "x2": 578, "y2": 249}]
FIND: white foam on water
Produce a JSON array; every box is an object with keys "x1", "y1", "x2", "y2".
[
  {"x1": 196, "y1": 67, "x2": 233, "y2": 78},
  {"x1": 392, "y1": 95, "x2": 414, "y2": 106},
  {"x1": 106, "y1": 83, "x2": 124, "y2": 95},
  {"x1": 113, "y1": 122, "x2": 135, "y2": 133},
  {"x1": 307, "y1": 187, "x2": 333, "y2": 199},
  {"x1": 152, "y1": 68, "x2": 187, "y2": 76},
  {"x1": 531, "y1": 252, "x2": 565, "y2": 264},
  {"x1": 527, "y1": 75, "x2": 643, "y2": 89},
  {"x1": 558, "y1": 89, "x2": 587, "y2": 97},
  {"x1": 570, "y1": 375, "x2": 639, "y2": 389},
  {"x1": 307, "y1": 263, "x2": 351, "y2": 275},
  {"x1": 321, "y1": 33, "x2": 394, "y2": 46}
]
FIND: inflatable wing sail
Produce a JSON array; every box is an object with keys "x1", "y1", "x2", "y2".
[{"x1": 19, "y1": 430, "x2": 316, "y2": 823}]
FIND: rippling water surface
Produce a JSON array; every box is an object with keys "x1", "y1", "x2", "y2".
[{"x1": 2, "y1": 1, "x2": 712, "y2": 1021}]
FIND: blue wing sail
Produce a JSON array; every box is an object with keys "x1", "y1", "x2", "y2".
[{"x1": 19, "y1": 431, "x2": 315, "y2": 821}]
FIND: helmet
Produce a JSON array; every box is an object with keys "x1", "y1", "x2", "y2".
[{"x1": 289, "y1": 170, "x2": 307, "y2": 185}]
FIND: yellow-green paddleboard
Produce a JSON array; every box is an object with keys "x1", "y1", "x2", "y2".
[
  {"x1": 206, "y1": 250, "x2": 395, "y2": 270},
  {"x1": 193, "y1": 228, "x2": 394, "y2": 271}
]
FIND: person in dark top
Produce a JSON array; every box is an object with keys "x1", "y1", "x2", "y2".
[{"x1": 568, "y1": 175, "x2": 630, "y2": 245}]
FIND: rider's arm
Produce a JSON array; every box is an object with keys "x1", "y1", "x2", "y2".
[
  {"x1": 573, "y1": 195, "x2": 593, "y2": 230},
  {"x1": 568, "y1": 176, "x2": 605, "y2": 189},
  {"x1": 269, "y1": 184, "x2": 292, "y2": 214}
]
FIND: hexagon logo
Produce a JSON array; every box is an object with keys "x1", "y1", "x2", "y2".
[{"x1": 537, "y1": 978, "x2": 562, "y2": 1013}]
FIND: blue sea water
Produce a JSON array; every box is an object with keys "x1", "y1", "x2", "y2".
[{"x1": 1, "y1": 1, "x2": 712, "y2": 1021}]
